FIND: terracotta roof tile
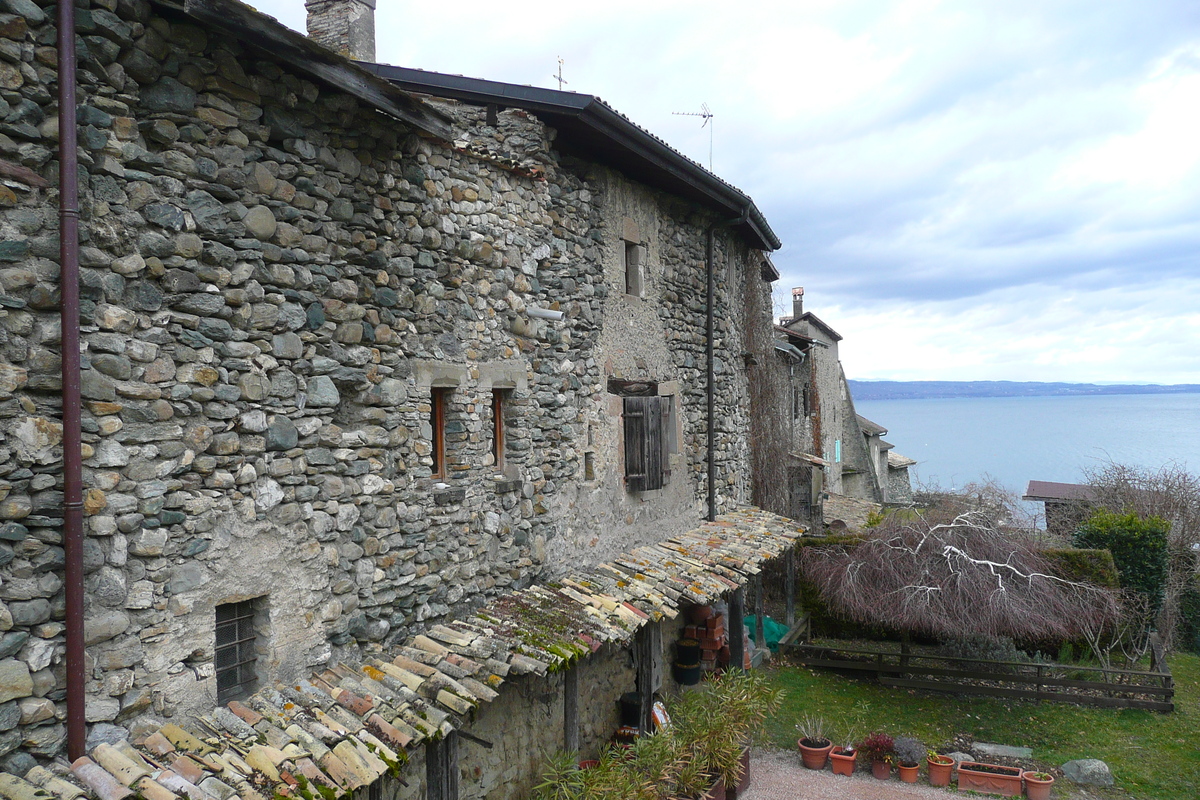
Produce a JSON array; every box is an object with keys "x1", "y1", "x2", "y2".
[{"x1": 8, "y1": 508, "x2": 802, "y2": 800}]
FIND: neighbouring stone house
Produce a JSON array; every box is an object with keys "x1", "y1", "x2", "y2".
[
  {"x1": 776, "y1": 288, "x2": 914, "y2": 524},
  {"x1": 1023, "y1": 480, "x2": 1095, "y2": 536},
  {"x1": 0, "y1": 0, "x2": 793, "y2": 784}
]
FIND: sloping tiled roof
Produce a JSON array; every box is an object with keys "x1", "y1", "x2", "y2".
[
  {"x1": 1023, "y1": 480, "x2": 1095, "y2": 502},
  {"x1": 856, "y1": 415, "x2": 887, "y2": 436},
  {"x1": 12, "y1": 509, "x2": 803, "y2": 800},
  {"x1": 887, "y1": 451, "x2": 917, "y2": 469}
]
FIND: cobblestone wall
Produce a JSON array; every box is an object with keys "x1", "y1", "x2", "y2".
[{"x1": 0, "y1": 0, "x2": 771, "y2": 763}]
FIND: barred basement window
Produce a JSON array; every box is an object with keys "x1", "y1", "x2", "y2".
[
  {"x1": 623, "y1": 395, "x2": 671, "y2": 492},
  {"x1": 215, "y1": 599, "x2": 260, "y2": 704}
]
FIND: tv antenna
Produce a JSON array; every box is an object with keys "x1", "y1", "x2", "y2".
[
  {"x1": 552, "y1": 57, "x2": 568, "y2": 91},
  {"x1": 672, "y1": 103, "x2": 714, "y2": 170}
]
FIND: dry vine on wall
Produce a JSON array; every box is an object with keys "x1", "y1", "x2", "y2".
[{"x1": 744, "y1": 274, "x2": 792, "y2": 518}]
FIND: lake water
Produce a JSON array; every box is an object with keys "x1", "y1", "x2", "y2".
[{"x1": 854, "y1": 393, "x2": 1200, "y2": 502}]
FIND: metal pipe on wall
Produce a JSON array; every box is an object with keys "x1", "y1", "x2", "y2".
[
  {"x1": 705, "y1": 208, "x2": 749, "y2": 522},
  {"x1": 57, "y1": 0, "x2": 86, "y2": 761}
]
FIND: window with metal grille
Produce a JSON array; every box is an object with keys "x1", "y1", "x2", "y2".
[
  {"x1": 215, "y1": 599, "x2": 259, "y2": 704},
  {"x1": 623, "y1": 395, "x2": 670, "y2": 492}
]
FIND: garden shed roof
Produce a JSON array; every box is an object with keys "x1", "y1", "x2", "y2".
[{"x1": 14, "y1": 510, "x2": 803, "y2": 800}]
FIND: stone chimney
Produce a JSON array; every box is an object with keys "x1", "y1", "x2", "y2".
[
  {"x1": 305, "y1": 0, "x2": 376, "y2": 62},
  {"x1": 792, "y1": 286, "x2": 804, "y2": 319}
]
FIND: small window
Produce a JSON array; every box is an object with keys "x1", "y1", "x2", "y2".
[
  {"x1": 491, "y1": 390, "x2": 508, "y2": 470},
  {"x1": 215, "y1": 599, "x2": 260, "y2": 704},
  {"x1": 584, "y1": 451, "x2": 595, "y2": 481},
  {"x1": 431, "y1": 388, "x2": 449, "y2": 478},
  {"x1": 834, "y1": 439, "x2": 842, "y2": 463},
  {"x1": 624, "y1": 242, "x2": 643, "y2": 297},
  {"x1": 624, "y1": 395, "x2": 669, "y2": 491}
]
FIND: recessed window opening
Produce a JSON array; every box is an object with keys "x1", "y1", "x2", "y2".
[
  {"x1": 431, "y1": 388, "x2": 449, "y2": 479},
  {"x1": 624, "y1": 241, "x2": 643, "y2": 297},
  {"x1": 624, "y1": 395, "x2": 670, "y2": 491},
  {"x1": 216, "y1": 598, "x2": 260, "y2": 704},
  {"x1": 492, "y1": 389, "x2": 508, "y2": 471},
  {"x1": 584, "y1": 451, "x2": 595, "y2": 481}
]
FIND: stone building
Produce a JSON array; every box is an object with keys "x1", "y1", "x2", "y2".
[
  {"x1": 776, "y1": 288, "x2": 914, "y2": 524},
  {"x1": 0, "y1": 0, "x2": 792, "y2": 783}
]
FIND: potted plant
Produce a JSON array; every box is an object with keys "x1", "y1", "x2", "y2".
[
  {"x1": 795, "y1": 713, "x2": 833, "y2": 770},
  {"x1": 893, "y1": 737, "x2": 924, "y2": 783},
  {"x1": 1023, "y1": 770, "x2": 1055, "y2": 800},
  {"x1": 672, "y1": 669, "x2": 783, "y2": 796},
  {"x1": 957, "y1": 761, "x2": 1024, "y2": 797},
  {"x1": 829, "y1": 725, "x2": 858, "y2": 776},
  {"x1": 857, "y1": 732, "x2": 895, "y2": 780},
  {"x1": 927, "y1": 750, "x2": 954, "y2": 787}
]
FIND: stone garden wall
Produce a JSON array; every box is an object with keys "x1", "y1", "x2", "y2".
[{"x1": 0, "y1": 0, "x2": 769, "y2": 765}]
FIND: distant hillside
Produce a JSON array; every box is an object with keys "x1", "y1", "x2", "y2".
[{"x1": 848, "y1": 380, "x2": 1200, "y2": 401}]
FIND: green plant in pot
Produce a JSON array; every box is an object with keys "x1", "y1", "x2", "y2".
[
  {"x1": 893, "y1": 737, "x2": 924, "y2": 783},
  {"x1": 829, "y1": 724, "x2": 859, "y2": 776},
  {"x1": 857, "y1": 732, "x2": 895, "y2": 780},
  {"x1": 673, "y1": 670, "x2": 784, "y2": 792},
  {"x1": 927, "y1": 750, "x2": 954, "y2": 787},
  {"x1": 795, "y1": 713, "x2": 833, "y2": 770},
  {"x1": 1023, "y1": 770, "x2": 1055, "y2": 800}
]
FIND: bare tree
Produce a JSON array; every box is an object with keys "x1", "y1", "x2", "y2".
[
  {"x1": 912, "y1": 476, "x2": 1040, "y2": 532},
  {"x1": 800, "y1": 510, "x2": 1121, "y2": 640},
  {"x1": 1083, "y1": 462, "x2": 1200, "y2": 652}
]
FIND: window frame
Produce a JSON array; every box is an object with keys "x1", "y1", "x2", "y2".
[
  {"x1": 431, "y1": 388, "x2": 449, "y2": 479},
  {"x1": 624, "y1": 241, "x2": 644, "y2": 297},
  {"x1": 215, "y1": 598, "x2": 260, "y2": 704},
  {"x1": 623, "y1": 395, "x2": 671, "y2": 492},
  {"x1": 491, "y1": 389, "x2": 508, "y2": 471}
]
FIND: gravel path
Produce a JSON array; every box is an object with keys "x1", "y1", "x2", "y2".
[{"x1": 740, "y1": 748, "x2": 960, "y2": 800}]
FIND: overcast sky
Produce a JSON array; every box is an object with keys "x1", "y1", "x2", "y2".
[{"x1": 250, "y1": 0, "x2": 1200, "y2": 384}]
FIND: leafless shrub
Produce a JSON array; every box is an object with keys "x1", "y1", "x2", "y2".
[
  {"x1": 912, "y1": 476, "x2": 1040, "y2": 532},
  {"x1": 1084, "y1": 462, "x2": 1200, "y2": 652},
  {"x1": 799, "y1": 510, "x2": 1121, "y2": 640},
  {"x1": 1080, "y1": 590, "x2": 1153, "y2": 681}
]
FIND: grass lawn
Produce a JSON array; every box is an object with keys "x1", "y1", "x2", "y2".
[{"x1": 757, "y1": 651, "x2": 1200, "y2": 799}]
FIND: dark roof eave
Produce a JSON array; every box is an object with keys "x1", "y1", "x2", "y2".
[{"x1": 360, "y1": 63, "x2": 781, "y2": 252}]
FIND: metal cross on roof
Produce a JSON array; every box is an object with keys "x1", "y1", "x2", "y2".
[{"x1": 552, "y1": 57, "x2": 568, "y2": 91}]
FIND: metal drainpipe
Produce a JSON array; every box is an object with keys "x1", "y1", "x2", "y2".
[
  {"x1": 705, "y1": 206, "x2": 749, "y2": 522},
  {"x1": 58, "y1": 0, "x2": 85, "y2": 761}
]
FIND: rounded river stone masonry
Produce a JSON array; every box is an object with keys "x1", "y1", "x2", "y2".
[{"x1": 0, "y1": 0, "x2": 774, "y2": 764}]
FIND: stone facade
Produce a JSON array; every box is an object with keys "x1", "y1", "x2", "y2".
[
  {"x1": 0, "y1": 0, "x2": 777, "y2": 765},
  {"x1": 777, "y1": 293, "x2": 915, "y2": 523}
]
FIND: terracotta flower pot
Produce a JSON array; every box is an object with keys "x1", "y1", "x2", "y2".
[
  {"x1": 871, "y1": 759, "x2": 891, "y2": 780},
  {"x1": 830, "y1": 747, "x2": 856, "y2": 776},
  {"x1": 957, "y1": 761, "x2": 1024, "y2": 797},
  {"x1": 797, "y1": 738, "x2": 834, "y2": 770},
  {"x1": 1024, "y1": 771, "x2": 1055, "y2": 800},
  {"x1": 898, "y1": 763, "x2": 919, "y2": 783},
  {"x1": 736, "y1": 746, "x2": 752, "y2": 794},
  {"x1": 927, "y1": 755, "x2": 953, "y2": 787}
]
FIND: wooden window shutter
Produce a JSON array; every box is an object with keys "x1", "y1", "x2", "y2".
[{"x1": 624, "y1": 396, "x2": 665, "y2": 492}]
